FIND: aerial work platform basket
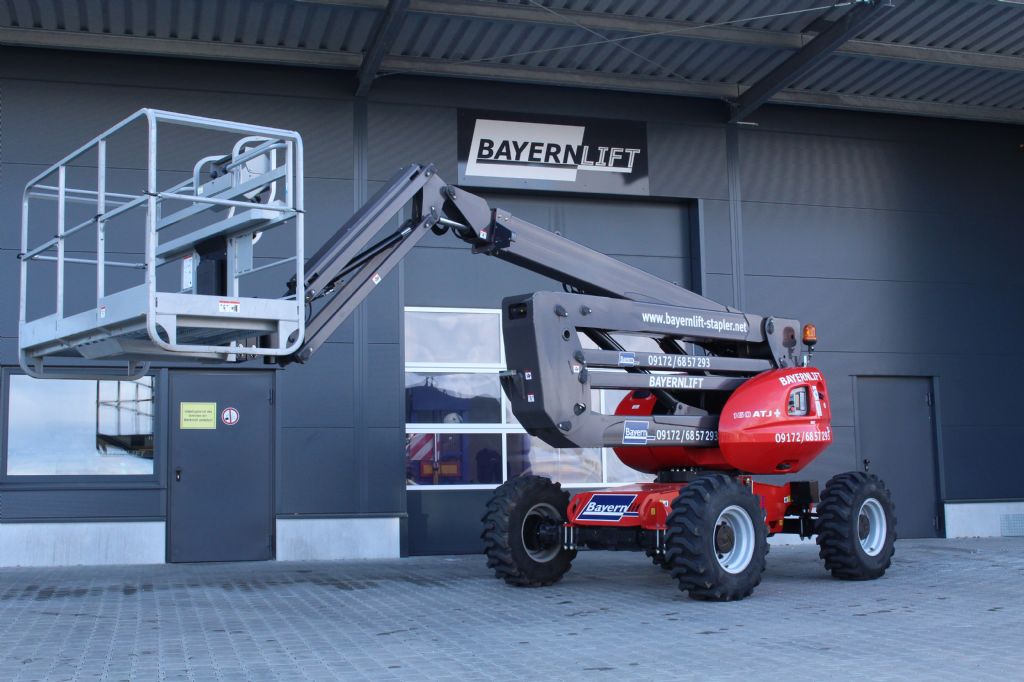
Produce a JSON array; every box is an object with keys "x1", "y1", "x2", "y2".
[{"x1": 18, "y1": 110, "x2": 305, "y2": 379}]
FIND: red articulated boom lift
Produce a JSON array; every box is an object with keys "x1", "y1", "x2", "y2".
[{"x1": 19, "y1": 113, "x2": 895, "y2": 600}]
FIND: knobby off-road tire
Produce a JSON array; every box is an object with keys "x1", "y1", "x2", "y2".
[
  {"x1": 817, "y1": 471, "x2": 897, "y2": 580},
  {"x1": 481, "y1": 475, "x2": 577, "y2": 587},
  {"x1": 664, "y1": 474, "x2": 769, "y2": 601}
]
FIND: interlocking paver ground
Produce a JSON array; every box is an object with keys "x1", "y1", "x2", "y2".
[{"x1": 0, "y1": 538, "x2": 1021, "y2": 681}]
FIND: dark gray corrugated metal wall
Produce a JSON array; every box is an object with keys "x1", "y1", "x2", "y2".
[{"x1": 0, "y1": 47, "x2": 1022, "y2": 548}]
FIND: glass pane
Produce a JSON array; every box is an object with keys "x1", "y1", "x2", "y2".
[
  {"x1": 599, "y1": 389, "x2": 630, "y2": 415},
  {"x1": 405, "y1": 310, "x2": 501, "y2": 365},
  {"x1": 7, "y1": 376, "x2": 155, "y2": 476},
  {"x1": 506, "y1": 389, "x2": 600, "y2": 426},
  {"x1": 405, "y1": 432, "x2": 503, "y2": 485},
  {"x1": 605, "y1": 449, "x2": 656, "y2": 484},
  {"x1": 506, "y1": 434, "x2": 602, "y2": 484},
  {"x1": 504, "y1": 397, "x2": 517, "y2": 425},
  {"x1": 405, "y1": 373, "x2": 502, "y2": 424}
]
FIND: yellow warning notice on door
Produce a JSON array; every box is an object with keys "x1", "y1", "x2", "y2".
[{"x1": 180, "y1": 402, "x2": 217, "y2": 429}]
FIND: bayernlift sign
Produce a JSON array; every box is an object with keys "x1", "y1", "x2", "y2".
[{"x1": 458, "y1": 110, "x2": 649, "y2": 196}]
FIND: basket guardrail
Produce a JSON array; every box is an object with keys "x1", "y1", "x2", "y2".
[{"x1": 18, "y1": 109, "x2": 305, "y2": 379}]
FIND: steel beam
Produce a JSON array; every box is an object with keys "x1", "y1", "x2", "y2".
[
  {"x1": 378, "y1": 54, "x2": 740, "y2": 99},
  {"x1": 729, "y1": 0, "x2": 891, "y2": 123},
  {"x1": 399, "y1": 0, "x2": 1024, "y2": 74},
  {"x1": 375, "y1": 55, "x2": 1024, "y2": 125},
  {"x1": 771, "y1": 88, "x2": 1024, "y2": 125},
  {"x1": 10, "y1": 1, "x2": 1024, "y2": 76},
  {"x1": 355, "y1": 0, "x2": 410, "y2": 96},
  {"x1": 2, "y1": 9, "x2": 1023, "y2": 126},
  {"x1": 405, "y1": 0, "x2": 793, "y2": 49},
  {"x1": 0, "y1": 27, "x2": 362, "y2": 69}
]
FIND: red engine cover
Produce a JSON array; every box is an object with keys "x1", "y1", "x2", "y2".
[
  {"x1": 612, "y1": 367, "x2": 832, "y2": 475},
  {"x1": 718, "y1": 368, "x2": 832, "y2": 474}
]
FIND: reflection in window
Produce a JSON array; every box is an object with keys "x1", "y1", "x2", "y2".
[
  {"x1": 605, "y1": 450, "x2": 656, "y2": 484},
  {"x1": 403, "y1": 308, "x2": 656, "y2": 488},
  {"x1": 506, "y1": 434, "x2": 602, "y2": 484},
  {"x1": 406, "y1": 432, "x2": 502, "y2": 485},
  {"x1": 405, "y1": 373, "x2": 502, "y2": 424},
  {"x1": 405, "y1": 310, "x2": 501, "y2": 365},
  {"x1": 6, "y1": 376, "x2": 155, "y2": 476}
]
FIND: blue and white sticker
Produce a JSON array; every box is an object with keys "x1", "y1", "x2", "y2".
[
  {"x1": 617, "y1": 351, "x2": 637, "y2": 367},
  {"x1": 576, "y1": 493, "x2": 639, "y2": 522},
  {"x1": 622, "y1": 420, "x2": 650, "y2": 445}
]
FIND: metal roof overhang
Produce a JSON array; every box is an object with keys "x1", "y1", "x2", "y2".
[{"x1": 1, "y1": 0, "x2": 1022, "y2": 125}]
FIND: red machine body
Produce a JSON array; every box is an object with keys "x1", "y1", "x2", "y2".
[
  {"x1": 612, "y1": 367, "x2": 832, "y2": 475},
  {"x1": 567, "y1": 479, "x2": 794, "y2": 535}
]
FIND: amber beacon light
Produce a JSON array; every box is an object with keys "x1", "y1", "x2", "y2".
[
  {"x1": 802, "y1": 323, "x2": 817, "y2": 348},
  {"x1": 801, "y1": 323, "x2": 817, "y2": 367}
]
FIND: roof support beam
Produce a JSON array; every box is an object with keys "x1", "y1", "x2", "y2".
[
  {"x1": 771, "y1": 88, "x2": 1024, "y2": 125},
  {"x1": 729, "y1": 0, "x2": 891, "y2": 123},
  {"x1": 0, "y1": 26, "x2": 363, "y2": 69},
  {"x1": 1, "y1": 23, "x2": 1020, "y2": 126},
  {"x1": 355, "y1": 0, "x2": 410, "y2": 96},
  {"x1": 401, "y1": 0, "x2": 1024, "y2": 74},
  {"x1": 376, "y1": 55, "x2": 1024, "y2": 125}
]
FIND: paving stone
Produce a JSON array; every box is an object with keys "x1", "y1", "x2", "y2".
[{"x1": 0, "y1": 539, "x2": 1021, "y2": 680}]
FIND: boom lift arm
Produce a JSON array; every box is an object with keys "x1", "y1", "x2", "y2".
[{"x1": 274, "y1": 163, "x2": 806, "y2": 457}]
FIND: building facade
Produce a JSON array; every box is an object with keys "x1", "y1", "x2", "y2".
[{"x1": 1, "y1": 45, "x2": 1022, "y2": 565}]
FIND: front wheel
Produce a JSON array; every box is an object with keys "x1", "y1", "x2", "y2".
[
  {"x1": 664, "y1": 474, "x2": 769, "y2": 601},
  {"x1": 816, "y1": 472, "x2": 897, "y2": 580},
  {"x1": 481, "y1": 476, "x2": 576, "y2": 587}
]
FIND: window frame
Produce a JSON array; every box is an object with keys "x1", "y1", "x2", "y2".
[
  {"x1": 0, "y1": 367, "x2": 164, "y2": 487},
  {"x1": 404, "y1": 306, "x2": 506, "y2": 371},
  {"x1": 403, "y1": 307, "x2": 650, "y2": 491}
]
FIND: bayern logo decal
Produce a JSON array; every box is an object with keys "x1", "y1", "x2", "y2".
[{"x1": 576, "y1": 493, "x2": 639, "y2": 522}]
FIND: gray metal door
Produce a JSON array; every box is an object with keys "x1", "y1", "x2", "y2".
[
  {"x1": 168, "y1": 371, "x2": 274, "y2": 562},
  {"x1": 855, "y1": 376, "x2": 941, "y2": 538}
]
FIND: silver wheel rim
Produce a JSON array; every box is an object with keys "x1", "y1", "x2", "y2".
[
  {"x1": 714, "y1": 505, "x2": 756, "y2": 574},
  {"x1": 858, "y1": 498, "x2": 887, "y2": 557},
  {"x1": 521, "y1": 502, "x2": 561, "y2": 562}
]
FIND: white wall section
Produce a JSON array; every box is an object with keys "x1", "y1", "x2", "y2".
[
  {"x1": 945, "y1": 502, "x2": 1024, "y2": 538},
  {"x1": 0, "y1": 522, "x2": 165, "y2": 567},
  {"x1": 276, "y1": 517, "x2": 401, "y2": 561}
]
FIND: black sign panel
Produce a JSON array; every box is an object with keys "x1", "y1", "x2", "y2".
[{"x1": 457, "y1": 110, "x2": 649, "y2": 196}]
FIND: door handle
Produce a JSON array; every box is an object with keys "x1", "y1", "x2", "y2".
[{"x1": 175, "y1": 467, "x2": 182, "y2": 482}]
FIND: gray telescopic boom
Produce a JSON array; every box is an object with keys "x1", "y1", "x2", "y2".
[{"x1": 276, "y1": 163, "x2": 803, "y2": 452}]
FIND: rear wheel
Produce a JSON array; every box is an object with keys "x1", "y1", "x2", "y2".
[
  {"x1": 481, "y1": 476, "x2": 576, "y2": 587},
  {"x1": 664, "y1": 474, "x2": 768, "y2": 601},
  {"x1": 817, "y1": 472, "x2": 896, "y2": 580}
]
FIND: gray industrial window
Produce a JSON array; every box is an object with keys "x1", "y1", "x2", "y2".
[
  {"x1": 405, "y1": 309, "x2": 502, "y2": 365},
  {"x1": 506, "y1": 435, "x2": 603, "y2": 484},
  {"x1": 405, "y1": 373, "x2": 502, "y2": 424},
  {"x1": 403, "y1": 307, "x2": 654, "y2": 489},
  {"x1": 5, "y1": 375, "x2": 155, "y2": 476}
]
